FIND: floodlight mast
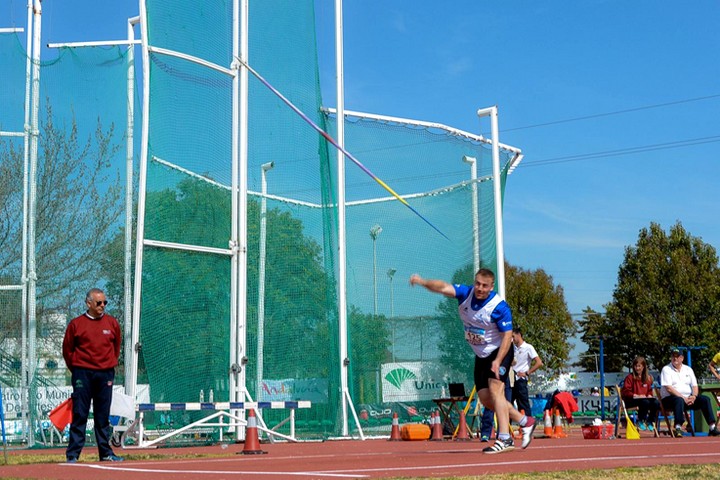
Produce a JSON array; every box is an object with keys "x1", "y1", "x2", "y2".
[{"x1": 476, "y1": 106, "x2": 505, "y2": 298}]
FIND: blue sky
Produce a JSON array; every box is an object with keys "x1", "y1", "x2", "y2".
[
  {"x1": 4, "y1": 1, "x2": 719, "y2": 362},
  {"x1": 323, "y1": 0, "x2": 720, "y2": 316}
]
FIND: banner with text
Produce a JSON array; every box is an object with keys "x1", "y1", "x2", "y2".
[
  {"x1": 381, "y1": 362, "x2": 457, "y2": 402},
  {"x1": 258, "y1": 378, "x2": 328, "y2": 403}
]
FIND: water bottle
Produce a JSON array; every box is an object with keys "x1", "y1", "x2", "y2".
[
  {"x1": 209, "y1": 389, "x2": 214, "y2": 403},
  {"x1": 199, "y1": 389, "x2": 205, "y2": 403}
]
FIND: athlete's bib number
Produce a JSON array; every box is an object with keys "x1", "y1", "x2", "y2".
[{"x1": 465, "y1": 327, "x2": 486, "y2": 345}]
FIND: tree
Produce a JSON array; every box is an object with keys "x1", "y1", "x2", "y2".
[
  {"x1": 0, "y1": 105, "x2": 123, "y2": 304},
  {"x1": 574, "y1": 308, "x2": 625, "y2": 372},
  {"x1": 437, "y1": 262, "x2": 575, "y2": 381},
  {"x1": 597, "y1": 222, "x2": 720, "y2": 371},
  {"x1": 505, "y1": 264, "x2": 575, "y2": 373},
  {"x1": 0, "y1": 104, "x2": 123, "y2": 350}
]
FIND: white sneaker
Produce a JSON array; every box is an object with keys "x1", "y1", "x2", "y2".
[
  {"x1": 483, "y1": 437, "x2": 515, "y2": 454},
  {"x1": 521, "y1": 417, "x2": 537, "y2": 449}
]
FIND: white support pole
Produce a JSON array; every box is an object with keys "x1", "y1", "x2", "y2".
[
  {"x1": 335, "y1": 0, "x2": 352, "y2": 438},
  {"x1": 335, "y1": 0, "x2": 365, "y2": 440},
  {"x1": 24, "y1": 0, "x2": 42, "y2": 447},
  {"x1": 229, "y1": 0, "x2": 241, "y2": 433},
  {"x1": 233, "y1": 0, "x2": 250, "y2": 441},
  {"x1": 476, "y1": 106, "x2": 505, "y2": 297},
  {"x1": 124, "y1": 16, "x2": 139, "y2": 396},
  {"x1": 462, "y1": 156, "x2": 480, "y2": 274},
  {"x1": 129, "y1": 0, "x2": 153, "y2": 400},
  {"x1": 19, "y1": 0, "x2": 34, "y2": 446},
  {"x1": 257, "y1": 162, "x2": 274, "y2": 401},
  {"x1": 47, "y1": 39, "x2": 140, "y2": 48}
]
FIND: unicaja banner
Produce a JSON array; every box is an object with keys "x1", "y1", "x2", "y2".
[{"x1": 381, "y1": 362, "x2": 454, "y2": 402}]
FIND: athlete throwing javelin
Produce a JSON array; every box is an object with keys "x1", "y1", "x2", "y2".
[{"x1": 410, "y1": 268, "x2": 536, "y2": 453}]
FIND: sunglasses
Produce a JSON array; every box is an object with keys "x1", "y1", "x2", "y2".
[{"x1": 94, "y1": 300, "x2": 108, "y2": 306}]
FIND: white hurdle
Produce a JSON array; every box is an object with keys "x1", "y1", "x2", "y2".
[{"x1": 120, "y1": 400, "x2": 312, "y2": 449}]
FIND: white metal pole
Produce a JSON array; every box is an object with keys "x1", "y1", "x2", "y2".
[
  {"x1": 124, "y1": 16, "x2": 139, "y2": 395},
  {"x1": 462, "y1": 156, "x2": 479, "y2": 273},
  {"x1": 334, "y1": 0, "x2": 352, "y2": 437},
  {"x1": 25, "y1": 0, "x2": 42, "y2": 447},
  {"x1": 256, "y1": 161, "x2": 274, "y2": 400},
  {"x1": 228, "y1": 0, "x2": 240, "y2": 415},
  {"x1": 234, "y1": 0, "x2": 250, "y2": 440},
  {"x1": 19, "y1": 0, "x2": 34, "y2": 446},
  {"x1": 476, "y1": 106, "x2": 505, "y2": 297},
  {"x1": 129, "y1": 0, "x2": 153, "y2": 400}
]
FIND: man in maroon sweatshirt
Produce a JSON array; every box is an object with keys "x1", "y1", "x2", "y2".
[{"x1": 62, "y1": 288, "x2": 123, "y2": 463}]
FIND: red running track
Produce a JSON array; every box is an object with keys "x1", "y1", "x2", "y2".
[{"x1": 1, "y1": 435, "x2": 719, "y2": 480}]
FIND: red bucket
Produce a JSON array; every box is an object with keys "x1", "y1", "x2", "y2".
[{"x1": 581, "y1": 424, "x2": 613, "y2": 439}]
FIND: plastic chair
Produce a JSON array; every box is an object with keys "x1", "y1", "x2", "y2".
[{"x1": 614, "y1": 384, "x2": 659, "y2": 438}]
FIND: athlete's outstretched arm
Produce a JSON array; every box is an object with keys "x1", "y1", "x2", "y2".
[{"x1": 409, "y1": 274, "x2": 455, "y2": 298}]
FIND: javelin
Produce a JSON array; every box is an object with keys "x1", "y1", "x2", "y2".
[{"x1": 235, "y1": 57, "x2": 449, "y2": 241}]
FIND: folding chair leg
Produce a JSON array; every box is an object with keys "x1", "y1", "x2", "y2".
[
  {"x1": 685, "y1": 413, "x2": 695, "y2": 437},
  {"x1": 654, "y1": 387, "x2": 678, "y2": 437}
]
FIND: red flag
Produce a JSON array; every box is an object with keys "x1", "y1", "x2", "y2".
[{"x1": 49, "y1": 397, "x2": 73, "y2": 430}]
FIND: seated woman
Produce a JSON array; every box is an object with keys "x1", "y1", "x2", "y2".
[{"x1": 621, "y1": 356, "x2": 660, "y2": 431}]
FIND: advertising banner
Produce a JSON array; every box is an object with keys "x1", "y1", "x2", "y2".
[
  {"x1": 381, "y1": 362, "x2": 459, "y2": 402},
  {"x1": 259, "y1": 378, "x2": 328, "y2": 403}
]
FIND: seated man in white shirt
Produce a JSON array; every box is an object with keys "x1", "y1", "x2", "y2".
[{"x1": 660, "y1": 348, "x2": 719, "y2": 437}]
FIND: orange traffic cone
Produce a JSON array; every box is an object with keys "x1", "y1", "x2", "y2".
[
  {"x1": 430, "y1": 412, "x2": 444, "y2": 441},
  {"x1": 543, "y1": 409, "x2": 553, "y2": 437},
  {"x1": 454, "y1": 410, "x2": 471, "y2": 441},
  {"x1": 552, "y1": 408, "x2": 567, "y2": 438},
  {"x1": 239, "y1": 409, "x2": 267, "y2": 455},
  {"x1": 389, "y1": 412, "x2": 402, "y2": 441}
]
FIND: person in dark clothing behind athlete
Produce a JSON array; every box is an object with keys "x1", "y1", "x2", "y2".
[
  {"x1": 511, "y1": 327, "x2": 543, "y2": 417},
  {"x1": 410, "y1": 268, "x2": 536, "y2": 454},
  {"x1": 62, "y1": 288, "x2": 124, "y2": 463}
]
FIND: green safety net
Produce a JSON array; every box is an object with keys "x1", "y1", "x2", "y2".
[
  {"x1": 0, "y1": 0, "x2": 516, "y2": 443},
  {"x1": 0, "y1": 27, "x2": 136, "y2": 444},
  {"x1": 0, "y1": 31, "x2": 26, "y2": 399}
]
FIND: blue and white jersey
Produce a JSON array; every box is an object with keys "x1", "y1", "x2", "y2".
[{"x1": 453, "y1": 285, "x2": 513, "y2": 358}]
